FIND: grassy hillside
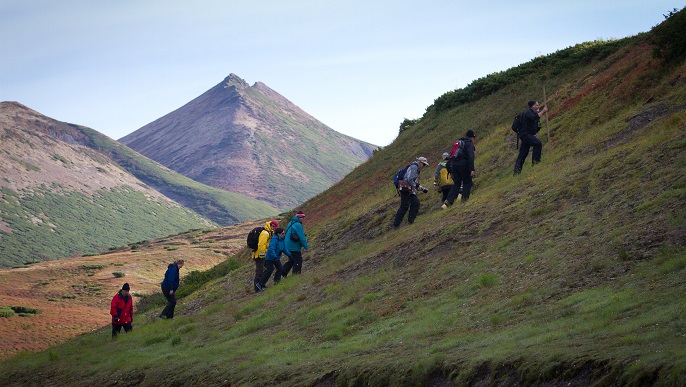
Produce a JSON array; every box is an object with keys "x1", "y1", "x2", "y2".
[{"x1": 1, "y1": 11, "x2": 685, "y2": 386}]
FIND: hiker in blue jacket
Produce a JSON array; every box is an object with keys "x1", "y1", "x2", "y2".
[
  {"x1": 159, "y1": 258, "x2": 184, "y2": 319},
  {"x1": 283, "y1": 211, "x2": 309, "y2": 276},
  {"x1": 256, "y1": 228, "x2": 292, "y2": 291}
]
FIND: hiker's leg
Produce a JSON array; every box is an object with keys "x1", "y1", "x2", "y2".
[
  {"x1": 112, "y1": 324, "x2": 122, "y2": 338},
  {"x1": 441, "y1": 186, "x2": 451, "y2": 203},
  {"x1": 459, "y1": 167, "x2": 473, "y2": 201},
  {"x1": 444, "y1": 173, "x2": 462, "y2": 205},
  {"x1": 514, "y1": 136, "x2": 532, "y2": 173},
  {"x1": 274, "y1": 260, "x2": 284, "y2": 284},
  {"x1": 260, "y1": 261, "x2": 274, "y2": 287},
  {"x1": 531, "y1": 137, "x2": 543, "y2": 164},
  {"x1": 160, "y1": 286, "x2": 176, "y2": 318},
  {"x1": 282, "y1": 256, "x2": 293, "y2": 277},
  {"x1": 254, "y1": 258, "x2": 265, "y2": 288},
  {"x1": 123, "y1": 322, "x2": 133, "y2": 334},
  {"x1": 393, "y1": 192, "x2": 410, "y2": 226},
  {"x1": 291, "y1": 251, "x2": 303, "y2": 274},
  {"x1": 407, "y1": 194, "x2": 421, "y2": 223}
]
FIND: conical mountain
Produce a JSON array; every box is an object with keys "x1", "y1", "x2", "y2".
[{"x1": 119, "y1": 74, "x2": 378, "y2": 209}]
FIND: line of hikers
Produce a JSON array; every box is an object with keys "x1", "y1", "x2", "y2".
[{"x1": 393, "y1": 99, "x2": 548, "y2": 226}]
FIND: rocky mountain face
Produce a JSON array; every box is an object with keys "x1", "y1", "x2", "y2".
[
  {"x1": 120, "y1": 74, "x2": 377, "y2": 209},
  {"x1": 0, "y1": 102, "x2": 216, "y2": 267}
]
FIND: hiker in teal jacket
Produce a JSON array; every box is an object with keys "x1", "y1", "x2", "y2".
[
  {"x1": 256, "y1": 228, "x2": 291, "y2": 291},
  {"x1": 283, "y1": 211, "x2": 309, "y2": 276}
]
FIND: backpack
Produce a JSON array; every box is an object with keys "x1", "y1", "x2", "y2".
[
  {"x1": 511, "y1": 112, "x2": 523, "y2": 133},
  {"x1": 449, "y1": 140, "x2": 466, "y2": 159},
  {"x1": 246, "y1": 226, "x2": 264, "y2": 251},
  {"x1": 438, "y1": 163, "x2": 454, "y2": 186},
  {"x1": 393, "y1": 165, "x2": 410, "y2": 189}
]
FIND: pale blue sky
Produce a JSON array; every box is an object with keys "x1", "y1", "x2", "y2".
[{"x1": 1, "y1": 1, "x2": 682, "y2": 146}]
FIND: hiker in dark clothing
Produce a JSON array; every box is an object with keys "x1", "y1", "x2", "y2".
[
  {"x1": 393, "y1": 157, "x2": 430, "y2": 227},
  {"x1": 514, "y1": 100, "x2": 548, "y2": 174},
  {"x1": 110, "y1": 282, "x2": 133, "y2": 338},
  {"x1": 442, "y1": 130, "x2": 476, "y2": 208},
  {"x1": 159, "y1": 259, "x2": 184, "y2": 319},
  {"x1": 256, "y1": 228, "x2": 292, "y2": 291}
]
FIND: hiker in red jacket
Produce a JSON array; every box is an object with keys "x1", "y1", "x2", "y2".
[{"x1": 110, "y1": 282, "x2": 133, "y2": 338}]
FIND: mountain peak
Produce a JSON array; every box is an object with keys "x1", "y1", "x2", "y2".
[{"x1": 223, "y1": 73, "x2": 249, "y2": 88}]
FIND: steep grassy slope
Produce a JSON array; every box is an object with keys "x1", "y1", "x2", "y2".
[{"x1": 1, "y1": 13, "x2": 685, "y2": 386}]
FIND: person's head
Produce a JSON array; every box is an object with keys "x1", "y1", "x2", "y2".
[
  {"x1": 275, "y1": 227, "x2": 285, "y2": 237},
  {"x1": 442, "y1": 152, "x2": 450, "y2": 160},
  {"x1": 175, "y1": 258, "x2": 184, "y2": 269},
  {"x1": 416, "y1": 157, "x2": 429, "y2": 169},
  {"x1": 296, "y1": 211, "x2": 305, "y2": 221},
  {"x1": 270, "y1": 220, "x2": 279, "y2": 229},
  {"x1": 465, "y1": 130, "x2": 476, "y2": 139},
  {"x1": 528, "y1": 100, "x2": 540, "y2": 111},
  {"x1": 121, "y1": 282, "x2": 130, "y2": 296}
]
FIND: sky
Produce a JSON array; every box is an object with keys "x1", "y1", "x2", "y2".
[{"x1": 1, "y1": 1, "x2": 682, "y2": 146}]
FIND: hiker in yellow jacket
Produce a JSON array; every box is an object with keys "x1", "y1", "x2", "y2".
[
  {"x1": 253, "y1": 220, "x2": 279, "y2": 292},
  {"x1": 433, "y1": 152, "x2": 454, "y2": 204}
]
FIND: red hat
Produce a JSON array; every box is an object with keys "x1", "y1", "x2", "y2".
[
  {"x1": 270, "y1": 220, "x2": 279, "y2": 228},
  {"x1": 296, "y1": 211, "x2": 305, "y2": 218}
]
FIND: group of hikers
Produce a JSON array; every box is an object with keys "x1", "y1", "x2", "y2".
[
  {"x1": 393, "y1": 99, "x2": 548, "y2": 226},
  {"x1": 109, "y1": 99, "x2": 546, "y2": 337}
]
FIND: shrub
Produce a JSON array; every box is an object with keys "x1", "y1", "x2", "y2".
[{"x1": 112, "y1": 272, "x2": 126, "y2": 278}]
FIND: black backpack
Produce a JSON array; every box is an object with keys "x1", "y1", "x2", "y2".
[
  {"x1": 511, "y1": 112, "x2": 523, "y2": 133},
  {"x1": 246, "y1": 226, "x2": 264, "y2": 251}
]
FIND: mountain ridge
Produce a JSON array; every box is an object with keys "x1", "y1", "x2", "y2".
[{"x1": 120, "y1": 73, "x2": 378, "y2": 209}]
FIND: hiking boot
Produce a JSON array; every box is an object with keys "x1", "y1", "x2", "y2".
[
  {"x1": 441, "y1": 203, "x2": 448, "y2": 209},
  {"x1": 255, "y1": 283, "x2": 265, "y2": 292}
]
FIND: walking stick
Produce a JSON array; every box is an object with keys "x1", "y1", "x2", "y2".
[{"x1": 543, "y1": 86, "x2": 550, "y2": 147}]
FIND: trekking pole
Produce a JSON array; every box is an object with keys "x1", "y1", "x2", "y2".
[{"x1": 543, "y1": 86, "x2": 550, "y2": 148}]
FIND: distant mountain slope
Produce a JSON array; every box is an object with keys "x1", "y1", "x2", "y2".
[
  {"x1": 1, "y1": 102, "x2": 279, "y2": 226},
  {"x1": 120, "y1": 74, "x2": 377, "y2": 209},
  {"x1": 0, "y1": 102, "x2": 215, "y2": 267}
]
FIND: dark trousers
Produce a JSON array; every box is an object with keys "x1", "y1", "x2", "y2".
[
  {"x1": 514, "y1": 133, "x2": 542, "y2": 174},
  {"x1": 112, "y1": 322, "x2": 132, "y2": 338},
  {"x1": 160, "y1": 285, "x2": 177, "y2": 319},
  {"x1": 393, "y1": 191, "x2": 420, "y2": 227},
  {"x1": 440, "y1": 186, "x2": 452, "y2": 203},
  {"x1": 259, "y1": 260, "x2": 283, "y2": 286},
  {"x1": 282, "y1": 251, "x2": 302, "y2": 276},
  {"x1": 445, "y1": 166, "x2": 473, "y2": 205},
  {"x1": 254, "y1": 258, "x2": 265, "y2": 289}
]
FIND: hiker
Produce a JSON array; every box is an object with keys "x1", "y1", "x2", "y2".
[
  {"x1": 110, "y1": 282, "x2": 133, "y2": 338},
  {"x1": 283, "y1": 211, "x2": 309, "y2": 276},
  {"x1": 393, "y1": 157, "x2": 430, "y2": 227},
  {"x1": 256, "y1": 228, "x2": 292, "y2": 291},
  {"x1": 433, "y1": 152, "x2": 454, "y2": 204},
  {"x1": 159, "y1": 258, "x2": 184, "y2": 319},
  {"x1": 442, "y1": 130, "x2": 476, "y2": 208},
  {"x1": 252, "y1": 220, "x2": 279, "y2": 292},
  {"x1": 513, "y1": 100, "x2": 548, "y2": 174}
]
